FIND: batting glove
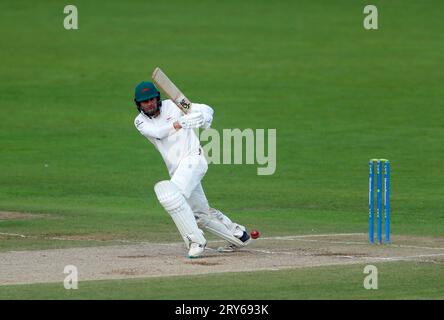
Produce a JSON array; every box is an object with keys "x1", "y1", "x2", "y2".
[{"x1": 179, "y1": 111, "x2": 204, "y2": 129}]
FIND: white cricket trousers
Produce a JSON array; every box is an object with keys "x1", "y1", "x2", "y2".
[{"x1": 170, "y1": 150, "x2": 244, "y2": 238}]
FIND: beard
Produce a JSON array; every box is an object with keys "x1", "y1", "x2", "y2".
[
  {"x1": 142, "y1": 104, "x2": 160, "y2": 117},
  {"x1": 143, "y1": 108, "x2": 157, "y2": 117}
]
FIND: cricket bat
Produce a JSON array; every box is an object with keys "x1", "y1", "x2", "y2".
[{"x1": 152, "y1": 67, "x2": 192, "y2": 114}]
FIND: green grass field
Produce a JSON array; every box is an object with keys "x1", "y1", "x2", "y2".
[
  {"x1": 1, "y1": 0, "x2": 443, "y2": 300},
  {"x1": 1, "y1": 262, "x2": 443, "y2": 300}
]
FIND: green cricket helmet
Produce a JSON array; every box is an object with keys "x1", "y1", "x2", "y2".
[{"x1": 134, "y1": 81, "x2": 162, "y2": 117}]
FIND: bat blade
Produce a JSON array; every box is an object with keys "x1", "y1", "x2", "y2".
[{"x1": 152, "y1": 67, "x2": 192, "y2": 113}]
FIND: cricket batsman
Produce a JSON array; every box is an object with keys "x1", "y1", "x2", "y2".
[{"x1": 133, "y1": 81, "x2": 251, "y2": 258}]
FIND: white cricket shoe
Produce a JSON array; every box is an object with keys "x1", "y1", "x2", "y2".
[{"x1": 188, "y1": 242, "x2": 206, "y2": 258}]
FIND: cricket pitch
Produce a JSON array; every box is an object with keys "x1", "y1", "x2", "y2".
[{"x1": 1, "y1": 233, "x2": 444, "y2": 285}]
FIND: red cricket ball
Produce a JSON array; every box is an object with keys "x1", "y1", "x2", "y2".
[{"x1": 250, "y1": 229, "x2": 260, "y2": 239}]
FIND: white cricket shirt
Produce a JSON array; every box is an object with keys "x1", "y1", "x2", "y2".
[{"x1": 134, "y1": 100, "x2": 213, "y2": 176}]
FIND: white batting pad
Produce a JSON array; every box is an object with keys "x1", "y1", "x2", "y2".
[
  {"x1": 154, "y1": 180, "x2": 206, "y2": 248},
  {"x1": 195, "y1": 208, "x2": 248, "y2": 247}
]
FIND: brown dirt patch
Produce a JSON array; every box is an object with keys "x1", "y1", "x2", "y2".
[{"x1": 0, "y1": 211, "x2": 51, "y2": 220}]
